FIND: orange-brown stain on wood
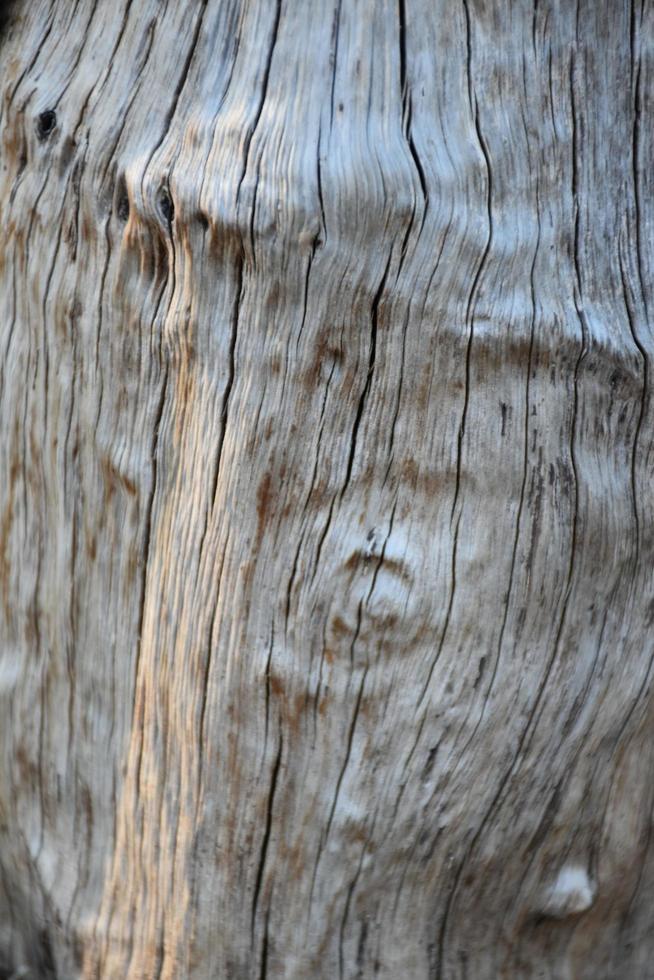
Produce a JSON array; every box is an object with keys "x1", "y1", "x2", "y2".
[
  {"x1": 269, "y1": 673, "x2": 284, "y2": 698},
  {"x1": 269, "y1": 354, "x2": 282, "y2": 375},
  {"x1": 125, "y1": 544, "x2": 139, "y2": 589},
  {"x1": 0, "y1": 447, "x2": 20, "y2": 615},
  {"x1": 358, "y1": 696, "x2": 375, "y2": 721},
  {"x1": 240, "y1": 558, "x2": 255, "y2": 593},
  {"x1": 343, "y1": 551, "x2": 362, "y2": 573},
  {"x1": 3, "y1": 119, "x2": 26, "y2": 169},
  {"x1": 306, "y1": 479, "x2": 329, "y2": 512},
  {"x1": 285, "y1": 839, "x2": 307, "y2": 883},
  {"x1": 80, "y1": 781, "x2": 94, "y2": 843},
  {"x1": 123, "y1": 475, "x2": 137, "y2": 496},
  {"x1": 14, "y1": 745, "x2": 37, "y2": 783},
  {"x1": 303, "y1": 327, "x2": 344, "y2": 391},
  {"x1": 344, "y1": 821, "x2": 369, "y2": 846},
  {"x1": 255, "y1": 470, "x2": 273, "y2": 545},
  {"x1": 100, "y1": 455, "x2": 138, "y2": 503},
  {"x1": 0, "y1": 496, "x2": 14, "y2": 616},
  {"x1": 331, "y1": 615, "x2": 349, "y2": 638},
  {"x1": 267, "y1": 671, "x2": 311, "y2": 736},
  {"x1": 343, "y1": 551, "x2": 412, "y2": 583},
  {"x1": 80, "y1": 211, "x2": 95, "y2": 246},
  {"x1": 266, "y1": 282, "x2": 280, "y2": 310},
  {"x1": 417, "y1": 374, "x2": 431, "y2": 414},
  {"x1": 290, "y1": 691, "x2": 309, "y2": 736}
]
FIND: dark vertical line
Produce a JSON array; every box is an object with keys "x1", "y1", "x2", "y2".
[
  {"x1": 259, "y1": 906, "x2": 270, "y2": 980},
  {"x1": 251, "y1": 735, "x2": 283, "y2": 935},
  {"x1": 236, "y1": 0, "x2": 283, "y2": 206},
  {"x1": 625, "y1": 4, "x2": 649, "y2": 569},
  {"x1": 207, "y1": 248, "x2": 244, "y2": 511},
  {"x1": 398, "y1": 0, "x2": 428, "y2": 209},
  {"x1": 341, "y1": 249, "x2": 393, "y2": 497},
  {"x1": 329, "y1": 0, "x2": 343, "y2": 128}
]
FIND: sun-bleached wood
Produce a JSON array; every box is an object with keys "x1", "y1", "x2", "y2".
[{"x1": 0, "y1": 1, "x2": 653, "y2": 977}]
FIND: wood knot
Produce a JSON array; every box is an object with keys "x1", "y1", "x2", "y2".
[
  {"x1": 157, "y1": 185, "x2": 174, "y2": 226},
  {"x1": 36, "y1": 108, "x2": 57, "y2": 141},
  {"x1": 115, "y1": 176, "x2": 130, "y2": 222}
]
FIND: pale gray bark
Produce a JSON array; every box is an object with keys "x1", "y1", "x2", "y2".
[{"x1": 0, "y1": 1, "x2": 653, "y2": 978}]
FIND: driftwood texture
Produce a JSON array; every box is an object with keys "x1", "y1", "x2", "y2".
[{"x1": 1, "y1": 1, "x2": 653, "y2": 977}]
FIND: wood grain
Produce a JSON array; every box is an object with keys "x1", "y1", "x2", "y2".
[{"x1": 0, "y1": 1, "x2": 652, "y2": 977}]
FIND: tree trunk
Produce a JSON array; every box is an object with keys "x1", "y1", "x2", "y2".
[{"x1": 1, "y1": 1, "x2": 653, "y2": 977}]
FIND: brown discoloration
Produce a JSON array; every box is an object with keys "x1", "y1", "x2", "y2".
[
  {"x1": 303, "y1": 327, "x2": 344, "y2": 391},
  {"x1": 290, "y1": 691, "x2": 309, "y2": 736},
  {"x1": 267, "y1": 671, "x2": 310, "y2": 736},
  {"x1": 317, "y1": 694, "x2": 330, "y2": 717},
  {"x1": 0, "y1": 448, "x2": 20, "y2": 615},
  {"x1": 305, "y1": 479, "x2": 329, "y2": 512},
  {"x1": 269, "y1": 673, "x2": 284, "y2": 698},
  {"x1": 416, "y1": 374, "x2": 431, "y2": 415},
  {"x1": 400, "y1": 457, "x2": 420, "y2": 488},
  {"x1": 100, "y1": 455, "x2": 138, "y2": 502},
  {"x1": 266, "y1": 282, "x2": 281, "y2": 310},
  {"x1": 122, "y1": 475, "x2": 137, "y2": 497},
  {"x1": 285, "y1": 840, "x2": 307, "y2": 884},
  {"x1": 81, "y1": 211, "x2": 95, "y2": 245},
  {"x1": 80, "y1": 782, "x2": 94, "y2": 844},
  {"x1": 14, "y1": 745, "x2": 37, "y2": 784},
  {"x1": 398, "y1": 456, "x2": 452, "y2": 501},
  {"x1": 0, "y1": 496, "x2": 14, "y2": 616},
  {"x1": 343, "y1": 551, "x2": 363, "y2": 573},
  {"x1": 255, "y1": 470, "x2": 273, "y2": 544},
  {"x1": 344, "y1": 821, "x2": 369, "y2": 846},
  {"x1": 240, "y1": 558, "x2": 255, "y2": 593},
  {"x1": 125, "y1": 545, "x2": 139, "y2": 588},
  {"x1": 331, "y1": 614, "x2": 350, "y2": 638},
  {"x1": 343, "y1": 550, "x2": 412, "y2": 583}
]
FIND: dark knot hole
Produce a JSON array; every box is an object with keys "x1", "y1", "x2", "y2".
[{"x1": 36, "y1": 109, "x2": 57, "y2": 140}]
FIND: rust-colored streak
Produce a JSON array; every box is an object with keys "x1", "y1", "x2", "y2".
[
  {"x1": 255, "y1": 470, "x2": 273, "y2": 546},
  {"x1": 269, "y1": 673, "x2": 284, "y2": 698},
  {"x1": 0, "y1": 455, "x2": 19, "y2": 617},
  {"x1": 100, "y1": 455, "x2": 138, "y2": 502},
  {"x1": 331, "y1": 615, "x2": 349, "y2": 638},
  {"x1": 0, "y1": 499, "x2": 13, "y2": 617}
]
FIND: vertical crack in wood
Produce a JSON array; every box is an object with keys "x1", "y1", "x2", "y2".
[
  {"x1": 251, "y1": 734, "x2": 283, "y2": 938},
  {"x1": 341, "y1": 248, "x2": 393, "y2": 498}
]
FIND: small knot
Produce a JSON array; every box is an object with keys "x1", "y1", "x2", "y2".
[
  {"x1": 116, "y1": 195, "x2": 129, "y2": 222},
  {"x1": 115, "y1": 176, "x2": 130, "y2": 222},
  {"x1": 36, "y1": 109, "x2": 57, "y2": 140},
  {"x1": 157, "y1": 186, "x2": 174, "y2": 226}
]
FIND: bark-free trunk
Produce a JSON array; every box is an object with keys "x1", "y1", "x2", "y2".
[{"x1": 1, "y1": 1, "x2": 653, "y2": 977}]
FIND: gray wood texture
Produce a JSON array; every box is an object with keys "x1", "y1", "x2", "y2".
[{"x1": 0, "y1": 1, "x2": 653, "y2": 977}]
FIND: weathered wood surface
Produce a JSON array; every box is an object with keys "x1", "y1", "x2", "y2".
[{"x1": 0, "y1": 1, "x2": 653, "y2": 977}]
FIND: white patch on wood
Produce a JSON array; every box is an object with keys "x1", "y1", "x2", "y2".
[{"x1": 541, "y1": 865, "x2": 597, "y2": 919}]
